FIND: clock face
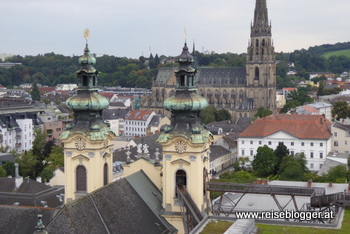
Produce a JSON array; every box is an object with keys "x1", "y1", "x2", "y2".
[
  {"x1": 175, "y1": 140, "x2": 187, "y2": 154},
  {"x1": 75, "y1": 137, "x2": 86, "y2": 150}
]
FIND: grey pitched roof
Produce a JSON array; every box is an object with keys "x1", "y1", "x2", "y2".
[
  {"x1": 333, "y1": 122, "x2": 350, "y2": 131},
  {"x1": 222, "y1": 132, "x2": 240, "y2": 148},
  {"x1": 0, "y1": 206, "x2": 57, "y2": 234},
  {"x1": 0, "y1": 177, "x2": 64, "y2": 208},
  {"x1": 45, "y1": 177, "x2": 175, "y2": 234},
  {"x1": 207, "y1": 118, "x2": 252, "y2": 133},
  {"x1": 196, "y1": 67, "x2": 246, "y2": 86},
  {"x1": 102, "y1": 108, "x2": 129, "y2": 120},
  {"x1": 149, "y1": 115, "x2": 160, "y2": 127},
  {"x1": 209, "y1": 145, "x2": 232, "y2": 161}
]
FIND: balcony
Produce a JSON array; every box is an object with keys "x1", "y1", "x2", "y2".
[
  {"x1": 15, "y1": 143, "x2": 21, "y2": 147},
  {"x1": 16, "y1": 135, "x2": 21, "y2": 139}
]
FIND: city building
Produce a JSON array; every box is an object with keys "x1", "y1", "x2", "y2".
[
  {"x1": 141, "y1": 0, "x2": 277, "y2": 121},
  {"x1": 0, "y1": 112, "x2": 42, "y2": 152},
  {"x1": 102, "y1": 108, "x2": 129, "y2": 136},
  {"x1": 294, "y1": 102, "x2": 332, "y2": 121},
  {"x1": 237, "y1": 114, "x2": 332, "y2": 171},
  {"x1": 124, "y1": 110, "x2": 156, "y2": 137},
  {"x1": 331, "y1": 122, "x2": 350, "y2": 154}
]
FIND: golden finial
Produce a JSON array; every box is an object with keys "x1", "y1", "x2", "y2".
[{"x1": 83, "y1": 28, "x2": 90, "y2": 43}]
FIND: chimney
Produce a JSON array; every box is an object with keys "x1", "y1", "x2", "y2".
[
  {"x1": 15, "y1": 163, "x2": 23, "y2": 190},
  {"x1": 15, "y1": 163, "x2": 19, "y2": 178},
  {"x1": 329, "y1": 182, "x2": 333, "y2": 187},
  {"x1": 308, "y1": 179, "x2": 313, "y2": 187}
]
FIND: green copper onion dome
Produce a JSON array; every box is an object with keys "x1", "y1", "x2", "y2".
[
  {"x1": 164, "y1": 90, "x2": 208, "y2": 111},
  {"x1": 66, "y1": 91, "x2": 109, "y2": 111},
  {"x1": 157, "y1": 42, "x2": 212, "y2": 143},
  {"x1": 77, "y1": 44, "x2": 97, "y2": 73},
  {"x1": 163, "y1": 42, "x2": 208, "y2": 112}
]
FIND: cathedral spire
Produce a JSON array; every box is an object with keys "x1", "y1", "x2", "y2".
[{"x1": 251, "y1": 0, "x2": 271, "y2": 36}]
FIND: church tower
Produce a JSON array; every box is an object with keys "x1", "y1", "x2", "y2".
[
  {"x1": 246, "y1": 0, "x2": 276, "y2": 111},
  {"x1": 158, "y1": 43, "x2": 213, "y2": 233},
  {"x1": 60, "y1": 37, "x2": 116, "y2": 203}
]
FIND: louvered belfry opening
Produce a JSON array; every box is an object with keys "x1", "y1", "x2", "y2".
[
  {"x1": 76, "y1": 165, "x2": 87, "y2": 192},
  {"x1": 103, "y1": 163, "x2": 108, "y2": 185}
]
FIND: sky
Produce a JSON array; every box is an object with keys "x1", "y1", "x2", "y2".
[{"x1": 1, "y1": 0, "x2": 350, "y2": 59}]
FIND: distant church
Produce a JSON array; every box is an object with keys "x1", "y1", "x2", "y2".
[{"x1": 141, "y1": 0, "x2": 277, "y2": 121}]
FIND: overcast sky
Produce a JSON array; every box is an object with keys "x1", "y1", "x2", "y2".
[{"x1": 1, "y1": 0, "x2": 349, "y2": 58}]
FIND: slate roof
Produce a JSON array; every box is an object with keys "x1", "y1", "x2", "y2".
[
  {"x1": 222, "y1": 132, "x2": 240, "y2": 148},
  {"x1": 0, "y1": 177, "x2": 64, "y2": 208},
  {"x1": 45, "y1": 176, "x2": 175, "y2": 234},
  {"x1": 114, "y1": 133, "x2": 162, "y2": 162},
  {"x1": 102, "y1": 108, "x2": 129, "y2": 120},
  {"x1": 210, "y1": 145, "x2": 232, "y2": 161},
  {"x1": 149, "y1": 115, "x2": 160, "y2": 127},
  {"x1": 196, "y1": 67, "x2": 246, "y2": 86},
  {"x1": 0, "y1": 205, "x2": 57, "y2": 234},
  {"x1": 207, "y1": 117, "x2": 253, "y2": 133},
  {"x1": 239, "y1": 114, "x2": 332, "y2": 140},
  {"x1": 332, "y1": 122, "x2": 350, "y2": 132}
]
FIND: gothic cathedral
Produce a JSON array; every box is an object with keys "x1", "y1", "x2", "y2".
[{"x1": 142, "y1": 0, "x2": 276, "y2": 121}]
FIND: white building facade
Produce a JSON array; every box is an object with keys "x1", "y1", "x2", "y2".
[
  {"x1": 331, "y1": 122, "x2": 350, "y2": 154},
  {"x1": 124, "y1": 110, "x2": 156, "y2": 137},
  {"x1": 237, "y1": 114, "x2": 332, "y2": 171}
]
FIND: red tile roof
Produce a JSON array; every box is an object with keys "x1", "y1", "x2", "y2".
[
  {"x1": 282, "y1": 87, "x2": 296, "y2": 91},
  {"x1": 38, "y1": 87, "x2": 55, "y2": 93},
  {"x1": 125, "y1": 110, "x2": 154, "y2": 120},
  {"x1": 238, "y1": 114, "x2": 332, "y2": 140},
  {"x1": 100, "y1": 92, "x2": 115, "y2": 100}
]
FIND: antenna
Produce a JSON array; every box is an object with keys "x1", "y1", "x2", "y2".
[{"x1": 184, "y1": 27, "x2": 187, "y2": 43}]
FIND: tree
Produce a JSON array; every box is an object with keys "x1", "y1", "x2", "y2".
[
  {"x1": 279, "y1": 161, "x2": 306, "y2": 181},
  {"x1": 274, "y1": 142, "x2": 290, "y2": 171},
  {"x1": 32, "y1": 128, "x2": 48, "y2": 177},
  {"x1": 31, "y1": 81, "x2": 41, "y2": 101},
  {"x1": 327, "y1": 165, "x2": 348, "y2": 183},
  {"x1": 278, "y1": 153, "x2": 308, "y2": 181},
  {"x1": 40, "y1": 145, "x2": 64, "y2": 182},
  {"x1": 0, "y1": 166, "x2": 6, "y2": 177},
  {"x1": 215, "y1": 109, "x2": 232, "y2": 122},
  {"x1": 332, "y1": 101, "x2": 350, "y2": 121},
  {"x1": 200, "y1": 107, "x2": 232, "y2": 124},
  {"x1": 252, "y1": 145, "x2": 278, "y2": 176},
  {"x1": 2, "y1": 161, "x2": 15, "y2": 177},
  {"x1": 200, "y1": 106, "x2": 216, "y2": 124},
  {"x1": 16, "y1": 150, "x2": 38, "y2": 178},
  {"x1": 255, "y1": 107, "x2": 272, "y2": 118}
]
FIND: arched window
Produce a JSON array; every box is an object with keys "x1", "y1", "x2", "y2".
[
  {"x1": 82, "y1": 75, "x2": 88, "y2": 87},
  {"x1": 175, "y1": 170, "x2": 187, "y2": 197},
  {"x1": 180, "y1": 75, "x2": 185, "y2": 87},
  {"x1": 255, "y1": 67, "x2": 260, "y2": 81},
  {"x1": 104, "y1": 163, "x2": 108, "y2": 185},
  {"x1": 76, "y1": 165, "x2": 87, "y2": 192}
]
